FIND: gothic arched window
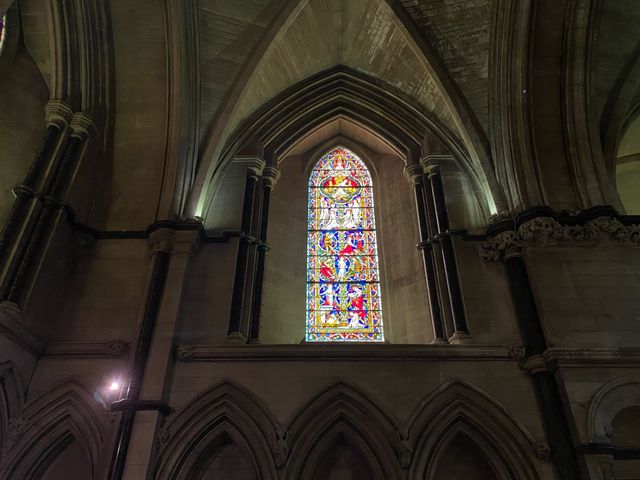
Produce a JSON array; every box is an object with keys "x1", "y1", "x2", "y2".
[{"x1": 306, "y1": 147, "x2": 384, "y2": 342}]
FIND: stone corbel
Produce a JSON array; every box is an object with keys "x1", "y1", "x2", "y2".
[{"x1": 148, "y1": 227, "x2": 201, "y2": 257}]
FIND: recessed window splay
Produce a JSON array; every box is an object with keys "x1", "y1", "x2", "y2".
[{"x1": 306, "y1": 147, "x2": 384, "y2": 342}]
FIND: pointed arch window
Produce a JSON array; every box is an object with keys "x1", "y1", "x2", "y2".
[{"x1": 306, "y1": 147, "x2": 384, "y2": 342}]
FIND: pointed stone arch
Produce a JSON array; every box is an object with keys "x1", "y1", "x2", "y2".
[
  {"x1": 198, "y1": 67, "x2": 497, "y2": 225},
  {"x1": 189, "y1": 0, "x2": 508, "y2": 219},
  {"x1": 154, "y1": 381, "x2": 279, "y2": 480},
  {"x1": 0, "y1": 360, "x2": 24, "y2": 454},
  {"x1": 406, "y1": 380, "x2": 541, "y2": 480},
  {"x1": 0, "y1": 380, "x2": 106, "y2": 480},
  {"x1": 283, "y1": 381, "x2": 403, "y2": 479}
]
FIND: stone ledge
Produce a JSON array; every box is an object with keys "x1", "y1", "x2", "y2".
[
  {"x1": 176, "y1": 344, "x2": 512, "y2": 361},
  {"x1": 43, "y1": 340, "x2": 130, "y2": 358},
  {"x1": 545, "y1": 348, "x2": 640, "y2": 368}
]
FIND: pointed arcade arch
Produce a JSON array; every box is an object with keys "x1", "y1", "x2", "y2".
[
  {"x1": 284, "y1": 381, "x2": 403, "y2": 479},
  {"x1": 154, "y1": 381, "x2": 279, "y2": 480},
  {"x1": 0, "y1": 380, "x2": 106, "y2": 480},
  {"x1": 407, "y1": 380, "x2": 541, "y2": 480},
  {"x1": 0, "y1": 361, "x2": 24, "y2": 453}
]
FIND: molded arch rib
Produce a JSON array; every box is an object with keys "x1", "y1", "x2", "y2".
[
  {"x1": 154, "y1": 381, "x2": 279, "y2": 480},
  {"x1": 198, "y1": 67, "x2": 497, "y2": 225},
  {"x1": 406, "y1": 380, "x2": 542, "y2": 480},
  {"x1": 284, "y1": 381, "x2": 403, "y2": 479},
  {"x1": 0, "y1": 380, "x2": 106, "y2": 480}
]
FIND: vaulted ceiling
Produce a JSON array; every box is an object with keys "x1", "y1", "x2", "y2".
[{"x1": 2, "y1": 0, "x2": 639, "y2": 230}]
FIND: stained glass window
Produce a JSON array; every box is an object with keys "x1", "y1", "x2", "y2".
[
  {"x1": 306, "y1": 147, "x2": 384, "y2": 342},
  {"x1": 0, "y1": 14, "x2": 5, "y2": 52}
]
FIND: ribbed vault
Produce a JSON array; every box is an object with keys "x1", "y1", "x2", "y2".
[
  {"x1": 198, "y1": 67, "x2": 497, "y2": 224},
  {"x1": 192, "y1": 0, "x2": 503, "y2": 220}
]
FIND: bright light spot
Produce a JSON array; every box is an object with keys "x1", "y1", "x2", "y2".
[{"x1": 109, "y1": 382, "x2": 120, "y2": 391}]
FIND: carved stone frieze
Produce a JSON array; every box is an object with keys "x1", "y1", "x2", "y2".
[{"x1": 479, "y1": 216, "x2": 640, "y2": 261}]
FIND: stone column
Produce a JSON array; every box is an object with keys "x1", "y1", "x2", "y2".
[
  {"x1": 502, "y1": 245, "x2": 582, "y2": 480},
  {"x1": 248, "y1": 166, "x2": 280, "y2": 342},
  {"x1": 404, "y1": 164, "x2": 446, "y2": 343},
  {"x1": 109, "y1": 227, "x2": 200, "y2": 480},
  {"x1": 4, "y1": 112, "x2": 93, "y2": 305},
  {"x1": 227, "y1": 156, "x2": 264, "y2": 341},
  {"x1": 0, "y1": 100, "x2": 71, "y2": 285},
  {"x1": 423, "y1": 160, "x2": 469, "y2": 342}
]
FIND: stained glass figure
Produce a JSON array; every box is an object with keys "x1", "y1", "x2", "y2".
[{"x1": 306, "y1": 147, "x2": 384, "y2": 342}]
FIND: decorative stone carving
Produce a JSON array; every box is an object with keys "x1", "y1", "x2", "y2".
[
  {"x1": 508, "y1": 346, "x2": 525, "y2": 362},
  {"x1": 479, "y1": 216, "x2": 640, "y2": 261},
  {"x1": 274, "y1": 425, "x2": 289, "y2": 468},
  {"x1": 157, "y1": 427, "x2": 170, "y2": 444},
  {"x1": 108, "y1": 340, "x2": 129, "y2": 358},
  {"x1": 43, "y1": 340, "x2": 130, "y2": 358},
  {"x1": 6, "y1": 416, "x2": 28, "y2": 450},
  {"x1": 533, "y1": 442, "x2": 551, "y2": 461},
  {"x1": 176, "y1": 344, "x2": 194, "y2": 359},
  {"x1": 397, "y1": 428, "x2": 413, "y2": 469}
]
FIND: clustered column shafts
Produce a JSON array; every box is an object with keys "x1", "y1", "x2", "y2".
[
  {"x1": 0, "y1": 101, "x2": 72, "y2": 293},
  {"x1": 502, "y1": 247, "x2": 581, "y2": 480},
  {"x1": 227, "y1": 158, "x2": 265, "y2": 339},
  {"x1": 426, "y1": 165, "x2": 469, "y2": 341},
  {"x1": 0, "y1": 125, "x2": 60, "y2": 267},
  {"x1": 108, "y1": 247, "x2": 171, "y2": 480},
  {"x1": 1, "y1": 106, "x2": 90, "y2": 305},
  {"x1": 248, "y1": 166, "x2": 280, "y2": 342},
  {"x1": 405, "y1": 165, "x2": 446, "y2": 343}
]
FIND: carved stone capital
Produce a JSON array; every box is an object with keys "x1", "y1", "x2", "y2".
[
  {"x1": 403, "y1": 164, "x2": 424, "y2": 185},
  {"x1": 45, "y1": 100, "x2": 73, "y2": 128},
  {"x1": 234, "y1": 156, "x2": 265, "y2": 180},
  {"x1": 522, "y1": 354, "x2": 554, "y2": 375},
  {"x1": 420, "y1": 154, "x2": 453, "y2": 174},
  {"x1": 262, "y1": 166, "x2": 281, "y2": 188},
  {"x1": 69, "y1": 112, "x2": 95, "y2": 140}
]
